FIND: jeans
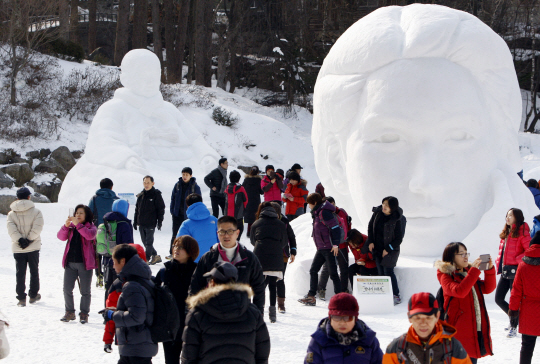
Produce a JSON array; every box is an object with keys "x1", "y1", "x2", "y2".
[
  {"x1": 319, "y1": 247, "x2": 349, "y2": 292},
  {"x1": 348, "y1": 264, "x2": 378, "y2": 288},
  {"x1": 277, "y1": 261, "x2": 288, "y2": 298},
  {"x1": 210, "y1": 195, "x2": 225, "y2": 218},
  {"x1": 63, "y1": 262, "x2": 93, "y2": 314},
  {"x1": 495, "y1": 277, "x2": 515, "y2": 326},
  {"x1": 14, "y1": 250, "x2": 40, "y2": 300},
  {"x1": 170, "y1": 214, "x2": 185, "y2": 254},
  {"x1": 375, "y1": 255, "x2": 399, "y2": 296},
  {"x1": 163, "y1": 336, "x2": 183, "y2": 364},
  {"x1": 520, "y1": 334, "x2": 537, "y2": 364},
  {"x1": 237, "y1": 218, "x2": 244, "y2": 241},
  {"x1": 265, "y1": 276, "x2": 278, "y2": 306},
  {"x1": 309, "y1": 249, "x2": 341, "y2": 296},
  {"x1": 118, "y1": 356, "x2": 152, "y2": 364},
  {"x1": 140, "y1": 226, "x2": 157, "y2": 260}
]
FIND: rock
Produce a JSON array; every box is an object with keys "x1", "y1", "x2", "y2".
[
  {"x1": 30, "y1": 192, "x2": 51, "y2": 204},
  {"x1": 37, "y1": 149, "x2": 51, "y2": 160},
  {"x1": 12, "y1": 156, "x2": 31, "y2": 167},
  {"x1": 26, "y1": 150, "x2": 40, "y2": 159},
  {"x1": 51, "y1": 146, "x2": 76, "y2": 171},
  {"x1": 0, "y1": 163, "x2": 35, "y2": 186},
  {"x1": 34, "y1": 159, "x2": 67, "y2": 181},
  {"x1": 27, "y1": 178, "x2": 63, "y2": 202},
  {"x1": 0, "y1": 149, "x2": 20, "y2": 165},
  {"x1": 237, "y1": 166, "x2": 253, "y2": 175},
  {"x1": 71, "y1": 150, "x2": 83, "y2": 159},
  {"x1": 0, "y1": 194, "x2": 17, "y2": 215},
  {"x1": 0, "y1": 171, "x2": 14, "y2": 188}
]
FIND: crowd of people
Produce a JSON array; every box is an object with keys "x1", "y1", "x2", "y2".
[{"x1": 5, "y1": 158, "x2": 540, "y2": 364}]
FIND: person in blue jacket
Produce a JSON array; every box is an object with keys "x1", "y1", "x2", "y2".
[
  {"x1": 102, "y1": 199, "x2": 133, "y2": 299},
  {"x1": 88, "y1": 178, "x2": 119, "y2": 287},
  {"x1": 527, "y1": 179, "x2": 540, "y2": 209},
  {"x1": 305, "y1": 292, "x2": 383, "y2": 364},
  {"x1": 177, "y1": 193, "x2": 218, "y2": 262},
  {"x1": 531, "y1": 214, "x2": 540, "y2": 238}
]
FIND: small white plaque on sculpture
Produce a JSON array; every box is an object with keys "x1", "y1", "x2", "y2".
[
  {"x1": 118, "y1": 193, "x2": 136, "y2": 206},
  {"x1": 352, "y1": 276, "x2": 394, "y2": 315}
]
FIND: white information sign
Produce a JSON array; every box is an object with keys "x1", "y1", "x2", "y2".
[
  {"x1": 352, "y1": 276, "x2": 394, "y2": 315},
  {"x1": 118, "y1": 193, "x2": 136, "y2": 206}
]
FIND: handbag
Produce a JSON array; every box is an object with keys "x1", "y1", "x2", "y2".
[{"x1": 501, "y1": 265, "x2": 518, "y2": 280}]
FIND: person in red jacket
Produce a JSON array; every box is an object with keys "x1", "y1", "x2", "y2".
[
  {"x1": 495, "y1": 208, "x2": 531, "y2": 338},
  {"x1": 435, "y1": 242, "x2": 496, "y2": 364},
  {"x1": 103, "y1": 243, "x2": 147, "y2": 353},
  {"x1": 509, "y1": 238, "x2": 540, "y2": 364},
  {"x1": 347, "y1": 229, "x2": 377, "y2": 289},
  {"x1": 282, "y1": 171, "x2": 308, "y2": 221},
  {"x1": 261, "y1": 165, "x2": 283, "y2": 203},
  {"x1": 224, "y1": 170, "x2": 248, "y2": 241}
]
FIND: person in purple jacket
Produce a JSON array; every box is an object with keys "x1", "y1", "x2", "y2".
[{"x1": 305, "y1": 293, "x2": 383, "y2": 364}]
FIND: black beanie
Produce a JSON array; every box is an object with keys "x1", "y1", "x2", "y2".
[{"x1": 265, "y1": 165, "x2": 275, "y2": 172}]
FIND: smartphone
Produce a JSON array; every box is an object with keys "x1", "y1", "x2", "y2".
[
  {"x1": 478, "y1": 254, "x2": 490, "y2": 270},
  {"x1": 69, "y1": 208, "x2": 74, "y2": 217}
]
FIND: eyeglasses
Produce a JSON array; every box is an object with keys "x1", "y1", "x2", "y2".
[
  {"x1": 218, "y1": 229, "x2": 237, "y2": 236},
  {"x1": 173, "y1": 246, "x2": 184, "y2": 251},
  {"x1": 330, "y1": 315, "x2": 355, "y2": 322},
  {"x1": 455, "y1": 253, "x2": 470, "y2": 258}
]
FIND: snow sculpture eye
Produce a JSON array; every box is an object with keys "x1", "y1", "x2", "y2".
[
  {"x1": 371, "y1": 133, "x2": 401, "y2": 143},
  {"x1": 445, "y1": 130, "x2": 474, "y2": 142}
]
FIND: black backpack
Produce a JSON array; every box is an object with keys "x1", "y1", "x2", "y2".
[
  {"x1": 135, "y1": 279, "x2": 181, "y2": 343},
  {"x1": 436, "y1": 286, "x2": 453, "y2": 321}
]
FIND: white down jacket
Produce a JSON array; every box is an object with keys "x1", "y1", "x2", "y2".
[{"x1": 7, "y1": 200, "x2": 44, "y2": 253}]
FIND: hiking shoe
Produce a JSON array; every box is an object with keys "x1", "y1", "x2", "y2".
[
  {"x1": 17, "y1": 299, "x2": 26, "y2": 307},
  {"x1": 507, "y1": 327, "x2": 518, "y2": 338},
  {"x1": 29, "y1": 294, "x2": 41, "y2": 304},
  {"x1": 104, "y1": 344, "x2": 113, "y2": 353},
  {"x1": 165, "y1": 255, "x2": 172, "y2": 260},
  {"x1": 277, "y1": 297, "x2": 286, "y2": 314},
  {"x1": 60, "y1": 311, "x2": 76, "y2": 322},
  {"x1": 298, "y1": 295, "x2": 316, "y2": 306},
  {"x1": 504, "y1": 323, "x2": 512, "y2": 331},
  {"x1": 317, "y1": 289, "x2": 326, "y2": 301},
  {"x1": 393, "y1": 295, "x2": 402, "y2": 305},
  {"x1": 96, "y1": 274, "x2": 104, "y2": 288},
  {"x1": 80, "y1": 313, "x2": 89, "y2": 324},
  {"x1": 149, "y1": 255, "x2": 162, "y2": 265}
]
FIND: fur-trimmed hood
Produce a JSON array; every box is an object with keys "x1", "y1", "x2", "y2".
[
  {"x1": 187, "y1": 283, "x2": 254, "y2": 319},
  {"x1": 434, "y1": 260, "x2": 473, "y2": 274}
]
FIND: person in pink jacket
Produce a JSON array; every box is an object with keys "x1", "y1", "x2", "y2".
[
  {"x1": 495, "y1": 207, "x2": 531, "y2": 338},
  {"x1": 57, "y1": 204, "x2": 98, "y2": 324},
  {"x1": 261, "y1": 165, "x2": 283, "y2": 203}
]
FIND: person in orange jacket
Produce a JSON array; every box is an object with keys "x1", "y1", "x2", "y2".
[
  {"x1": 102, "y1": 243, "x2": 147, "y2": 353},
  {"x1": 282, "y1": 171, "x2": 308, "y2": 222},
  {"x1": 384, "y1": 292, "x2": 472, "y2": 364}
]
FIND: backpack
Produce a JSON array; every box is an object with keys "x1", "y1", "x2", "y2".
[
  {"x1": 135, "y1": 279, "x2": 181, "y2": 343},
  {"x1": 96, "y1": 219, "x2": 126, "y2": 257},
  {"x1": 319, "y1": 209, "x2": 346, "y2": 244},
  {"x1": 394, "y1": 333, "x2": 453, "y2": 364},
  {"x1": 225, "y1": 184, "x2": 246, "y2": 218},
  {"x1": 436, "y1": 286, "x2": 453, "y2": 321}
]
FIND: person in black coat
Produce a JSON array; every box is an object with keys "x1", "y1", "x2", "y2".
[
  {"x1": 250, "y1": 203, "x2": 289, "y2": 322},
  {"x1": 182, "y1": 262, "x2": 270, "y2": 364},
  {"x1": 242, "y1": 166, "x2": 263, "y2": 237},
  {"x1": 204, "y1": 158, "x2": 228, "y2": 218},
  {"x1": 134, "y1": 176, "x2": 166, "y2": 264},
  {"x1": 364, "y1": 196, "x2": 405, "y2": 305},
  {"x1": 188, "y1": 216, "x2": 266, "y2": 313},
  {"x1": 154, "y1": 236, "x2": 199, "y2": 364}
]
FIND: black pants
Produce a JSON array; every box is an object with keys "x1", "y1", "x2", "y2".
[
  {"x1": 287, "y1": 214, "x2": 299, "y2": 222},
  {"x1": 348, "y1": 264, "x2": 378, "y2": 288},
  {"x1": 309, "y1": 249, "x2": 341, "y2": 296},
  {"x1": 14, "y1": 250, "x2": 40, "y2": 300},
  {"x1": 237, "y1": 218, "x2": 244, "y2": 241},
  {"x1": 118, "y1": 356, "x2": 152, "y2": 364},
  {"x1": 470, "y1": 358, "x2": 477, "y2": 364},
  {"x1": 521, "y1": 334, "x2": 538, "y2": 364},
  {"x1": 170, "y1": 215, "x2": 185, "y2": 254},
  {"x1": 277, "y1": 261, "x2": 288, "y2": 298},
  {"x1": 103, "y1": 257, "x2": 118, "y2": 303},
  {"x1": 95, "y1": 254, "x2": 102, "y2": 278},
  {"x1": 265, "y1": 276, "x2": 278, "y2": 306},
  {"x1": 319, "y1": 247, "x2": 349, "y2": 292},
  {"x1": 139, "y1": 226, "x2": 157, "y2": 260},
  {"x1": 375, "y1": 255, "x2": 399, "y2": 296},
  {"x1": 210, "y1": 195, "x2": 225, "y2": 218},
  {"x1": 163, "y1": 336, "x2": 183, "y2": 364},
  {"x1": 495, "y1": 277, "x2": 515, "y2": 325}
]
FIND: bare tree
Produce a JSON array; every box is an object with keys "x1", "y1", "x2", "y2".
[
  {"x1": 133, "y1": 0, "x2": 147, "y2": 49},
  {"x1": 88, "y1": 0, "x2": 97, "y2": 52},
  {"x1": 152, "y1": 0, "x2": 164, "y2": 79},
  {"x1": 59, "y1": 0, "x2": 69, "y2": 40},
  {"x1": 69, "y1": 0, "x2": 78, "y2": 43},
  {"x1": 195, "y1": 0, "x2": 213, "y2": 86},
  {"x1": 114, "y1": 0, "x2": 130, "y2": 65},
  {"x1": 0, "y1": 0, "x2": 64, "y2": 105}
]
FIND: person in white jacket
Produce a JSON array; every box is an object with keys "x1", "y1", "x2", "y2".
[{"x1": 6, "y1": 187, "x2": 44, "y2": 307}]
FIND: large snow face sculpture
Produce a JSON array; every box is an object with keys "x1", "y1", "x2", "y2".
[
  {"x1": 312, "y1": 4, "x2": 537, "y2": 256},
  {"x1": 58, "y1": 49, "x2": 219, "y2": 205}
]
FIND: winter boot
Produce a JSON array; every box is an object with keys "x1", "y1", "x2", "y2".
[
  {"x1": 269, "y1": 306, "x2": 277, "y2": 323},
  {"x1": 507, "y1": 327, "x2": 518, "y2": 338},
  {"x1": 29, "y1": 294, "x2": 41, "y2": 304},
  {"x1": 104, "y1": 344, "x2": 113, "y2": 353},
  {"x1": 317, "y1": 289, "x2": 326, "y2": 301},
  {"x1": 96, "y1": 274, "x2": 103, "y2": 288},
  {"x1": 393, "y1": 295, "x2": 402, "y2": 305},
  {"x1": 60, "y1": 311, "x2": 76, "y2": 322},
  {"x1": 17, "y1": 299, "x2": 26, "y2": 307},
  {"x1": 298, "y1": 295, "x2": 316, "y2": 306},
  {"x1": 277, "y1": 297, "x2": 286, "y2": 314},
  {"x1": 149, "y1": 255, "x2": 162, "y2": 265},
  {"x1": 80, "y1": 313, "x2": 89, "y2": 324}
]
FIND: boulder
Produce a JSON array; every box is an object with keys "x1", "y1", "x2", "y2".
[
  {"x1": 0, "y1": 194, "x2": 17, "y2": 215},
  {"x1": 34, "y1": 159, "x2": 67, "y2": 181},
  {"x1": 13, "y1": 156, "x2": 31, "y2": 167},
  {"x1": 0, "y1": 171, "x2": 14, "y2": 189},
  {"x1": 27, "y1": 178, "x2": 63, "y2": 202},
  {"x1": 30, "y1": 192, "x2": 51, "y2": 204},
  {"x1": 0, "y1": 149, "x2": 19, "y2": 165},
  {"x1": 237, "y1": 166, "x2": 253, "y2": 175},
  {"x1": 51, "y1": 146, "x2": 76, "y2": 171},
  {"x1": 71, "y1": 150, "x2": 83, "y2": 159},
  {"x1": 0, "y1": 163, "x2": 35, "y2": 186},
  {"x1": 25, "y1": 150, "x2": 40, "y2": 159},
  {"x1": 39, "y1": 149, "x2": 51, "y2": 160}
]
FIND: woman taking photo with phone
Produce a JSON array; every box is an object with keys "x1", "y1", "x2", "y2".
[
  {"x1": 495, "y1": 208, "x2": 531, "y2": 338},
  {"x1": 435, "y1": 242, "x2": 496, "y2": 364},
  {"x1": 57, "y1": 204, "x2": 97, "y2": 324}
]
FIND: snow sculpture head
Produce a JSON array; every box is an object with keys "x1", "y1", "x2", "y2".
[
  {"x1": 313, "y1": 4, "x2": 527, "y2": 256},
  {"x1": 120, "y1": 49, "x2": 161, "y2": 98}
]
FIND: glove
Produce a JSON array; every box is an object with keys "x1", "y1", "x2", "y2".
[
  {"x1": 104, "y1": 344, "x2": 113, "y2": 353},
  {"x1": 157, "y1": 222, "x2": 162, "y2": 231},
  {"x1": 133, "y1": 224, "x2": 137, "y2": 231},
  {"x1": 509, "y1": 309, "x2": 519, "y2": 328},
  {"x1": 18, "y1": 238, "x2": 30, "y2": 249},
  {"x1": 99, "y1": 309, "x2": 114, "y2": 322}
]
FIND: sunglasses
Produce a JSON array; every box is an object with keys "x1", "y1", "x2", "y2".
[{"x1": 330, "y1": 315, "x2": 355, "y2": 322}]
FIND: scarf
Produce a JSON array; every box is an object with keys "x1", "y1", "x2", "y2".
[
  {"x1": 336, "y1": 330, "x2": 360, "y2": 346},
  {"x1": 459, "y1": 271, "x2": 482, "y2": 331},
  {"x1": 218, "y1": 166, "x2": 228, "y2": 194}
]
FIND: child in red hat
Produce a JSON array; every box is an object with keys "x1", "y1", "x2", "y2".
[{"x1": 304, "y1": 293, "x2": 383, "y2": 364}]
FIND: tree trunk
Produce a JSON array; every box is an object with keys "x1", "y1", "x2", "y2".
[
  {"x1": 88, "y1": 0, "x2": 97, "y2": 52},
  {"x1": 216, "y1": 40, "x2": 227, "y2": 90},
  {"x1": 152, "y1": 0, "x2": 164, "y2": 80},
  {"x1": 203, "y1": 1, "x2": 213, "y2": 86},
  {"x1": 163, "y1": 0, "x2": 177, "y2": 83},
  {"x1": 186, "y1": 0, "x2": 196, "y2": 84},
  {"x1": 114, "y1": 0, "x2": 130, "y2": 66},
  {"x1": 174, "y1": 0, "x2": 191, "y2": 81},
  {"x1": 59, "y1": 0, "x2": 70, "y2": 41},
  {"x1": 229, "y1": 48, "x2": 237, "y2": 93},
  {"x1": 133, "y1": 0, "x2": 147, "y2": 49},
  {"x1": 194, "y1": 0, "x2": 206, "y2": 85},
  {"x1": 69, "y1": 0, "x2": 79, "y2": 43}
]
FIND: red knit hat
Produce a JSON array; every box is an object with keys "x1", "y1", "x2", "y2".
[{"x1": 328, "y1": 293, "x2": 359, "y2": 317}]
